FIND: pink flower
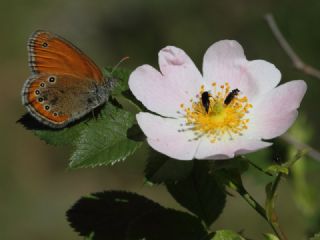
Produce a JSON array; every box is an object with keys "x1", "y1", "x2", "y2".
[{"x1": 129, "y1": 40, "x2": 307, "y2": 160}]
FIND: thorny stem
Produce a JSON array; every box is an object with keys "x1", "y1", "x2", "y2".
[{"x1": 228, "y1": 177, "x2": 287, "y2": 240}]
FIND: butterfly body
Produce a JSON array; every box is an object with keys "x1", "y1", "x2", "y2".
[{"x1": 22, "y1": 30, "x2": 111, "y2": 128}]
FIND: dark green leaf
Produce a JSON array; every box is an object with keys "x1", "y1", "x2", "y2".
[
  {"x1": 166, "y1": 161, "x2": 226, "y2": 227},
  {"x1": 145, "y1": 150, "x2": 194, "y2": 184},
  {"x1": 126, "y1": 208, "x2": 207, "y2": 240},
  {"x1": 69, "y1": 103, "x2": 142, "y2": 168},
  {"x1": 18, "y1": 111, "x2": 88, "y2": 146},
  {"x1": 212, "y1": 157, "x2": 249, "y2": 173},
  {"x1": 208, "y1": 230, "x2": 246, "y2": 240},
  {"x1": 66, "y1": 191, "x2": 163, "y2": 240}
]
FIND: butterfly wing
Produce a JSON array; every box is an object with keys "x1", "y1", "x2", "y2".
[
  {"x1": 22, "y1": 73, "x2": 107, "y2": 128},
  {"x1": 28, "y1": 30, "x2": 104, "y2": 83},
  {"x1": 23, "y1": 30, "x2": 108, "y2": 128}
]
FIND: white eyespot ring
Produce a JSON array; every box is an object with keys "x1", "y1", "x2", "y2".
[{"x1": 48, "y1": 76, "x2": 56, "y2": 83}]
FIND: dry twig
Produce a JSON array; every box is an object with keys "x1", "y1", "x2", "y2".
[
  {"x1": 265, "y1": 13, "x2": 320, "y2": 161},
  {"x1": 265, "y1": 13, "x2": 320, "y2": 79}
]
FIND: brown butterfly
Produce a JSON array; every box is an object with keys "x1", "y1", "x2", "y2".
[{"x1": 21, "y1": 30, "x2": 114, "y2": 128}]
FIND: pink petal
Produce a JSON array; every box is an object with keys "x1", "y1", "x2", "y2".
[
  {"x1": 246, "y1": 60, "x2": 281, "y2": 103},
  {"x1": 202, "y1": 40, "x2": 281, "y2": 101},
  {"x1": 129, "y1": 46, "x2": 203, "y2": 118},
  {"x1": 247, "y1": 80, "x2": 307, "y2": 139},
  {"x1": 137, "y1": 112, "x2": 199, "y2": 160},
  {"x1": 195, "y1": 137, "x2": 272, "y2": 160}
]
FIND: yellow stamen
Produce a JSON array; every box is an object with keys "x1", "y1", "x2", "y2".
[{"x1": 179, "y1": 82, "x2": 252, "y2": 142}]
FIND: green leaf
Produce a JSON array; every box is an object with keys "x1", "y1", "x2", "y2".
[
  {"x1": 103, "y1": 67, "x2": 131, "y2": 96},
  {"x1": 66, "y1": 191, "x2": 163, "y2": 240},
  {"x1": 263, "y1": 233, "x2": 280, "y2": 240},
  {"x1": 145, "y1": 150, "x2": 194, "y2": 184},
  {"x1": 208, "y1": 230, "x2": 246, "y2": 240},
  {"x1": 126, "y1": 208, "x2": 207, "y2": 240},
  {"x1": 18, "y1": 112, "x2": 87, "y2": 146},
  {"x1": 69, "y1": 104, "x2": 142, "y2": 168},
  {"x1": 265, "y1": 165, "x2": 289, "y2": 175},
  {"x1": 310, "y1": 233, "x2": 320, "y2": 240},
  {"x1": 104, "y1": 66, "x2": 144, "y2": 113},
  {"x1": 166, "y1": 161, "x2": 226, "y2": 227},
  {"x1": 212, "y1": 157, "x2": 249, "y2": 173}
]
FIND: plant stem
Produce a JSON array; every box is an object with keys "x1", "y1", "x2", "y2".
[
  {"x1": 247, "y1": 160, "x2": 273, "y2": 176},
  {"x1": 267, "y1": 173, "x2": 288, "y2": 240},
  {"x1": 228, "y1": 178, "x2": 287, "y2": 240}
]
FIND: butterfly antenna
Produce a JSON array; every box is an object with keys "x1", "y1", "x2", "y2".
[{"x1": 111, "y1": 56, "x2": 130, "y2": 75}]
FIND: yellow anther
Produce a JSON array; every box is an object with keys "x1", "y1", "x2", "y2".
[{"x1": 179, "y1": 82, "x2": 252, "y2": 143}]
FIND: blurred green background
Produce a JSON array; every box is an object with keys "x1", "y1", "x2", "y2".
[{"x1": 1, "y1": 0, "x2": 320, "y2": 239}]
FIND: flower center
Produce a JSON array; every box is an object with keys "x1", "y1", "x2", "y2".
[{"x1": 179, "y1": 82, "x2": 252, "y2": 143}]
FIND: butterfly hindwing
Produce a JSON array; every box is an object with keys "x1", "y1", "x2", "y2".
[{"x1": 22, "y1": 73, "x2": 107, "y2": 128}]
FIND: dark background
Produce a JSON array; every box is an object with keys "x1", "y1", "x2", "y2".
[{"x1": 1, "y1": 0, "x2": 320, "y2": 239}]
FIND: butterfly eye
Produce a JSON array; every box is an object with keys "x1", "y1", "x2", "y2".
[
  {"x1": 42, "y1": 42, "x2": 48, "y2": 48},
  {"x1": 38, "y1": 97, "x2": 44, "y2": 103},
  {"x1": 48, "y1": 76, "x2": 56, "y2": 83},
  {"x1": 35, "y1": 89, "x2": 40, "y2": 95},
  {"x1": 40, "y1": 82, "x2": 46, "y2": 88},
  {"x1": 44, "y1": 105, "x2": 50, "y2": 111}
]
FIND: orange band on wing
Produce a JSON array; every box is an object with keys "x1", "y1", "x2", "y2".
[
  {"x1": 28, "y1": 31, "x2": 104, "y2": 83},
  {"x1": 26, "y1": 81, "x2": 69, "y2": 124}
]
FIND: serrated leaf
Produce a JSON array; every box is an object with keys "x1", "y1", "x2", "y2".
[
  {"x1": 69, "y1": 104, "x2": 142, "y2": 168},
  {"x1": 263, "y1": 233, "x2": 280, "y2": 240},
  {"x1": 166, "y1": 161, "x2": 226, "y2": 227},
  {"x1": 208, "y1": 230, "x2": 246, "y2": 240},
  {"x1": 145, "y1": 150, "x2": 194, "y2": 184},
  {"x1": 66, "y1": 191, "x2": 163, "y2": 240},
  {"x1": 126, "y1": 208, "x2": 207, "y2": 240}
]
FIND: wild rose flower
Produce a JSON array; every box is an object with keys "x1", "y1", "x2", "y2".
[{"x1": 129, "y1": 40, "x2": 307, "y2": 160}]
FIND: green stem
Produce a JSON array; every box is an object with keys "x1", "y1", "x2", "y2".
[
  {"x1": 228, "y1": 178, "x2": 286, "y2": 240},
  {"x1": 247, "y1": 160, "x2": 273, "y2": 176},
  {"x1": 267, "y1": 173, "x2": 288, "y2": 240}
]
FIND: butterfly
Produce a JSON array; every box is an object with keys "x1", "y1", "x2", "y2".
[{"x1": 21, "y1": 30, "x2": 114, "y2": 128}]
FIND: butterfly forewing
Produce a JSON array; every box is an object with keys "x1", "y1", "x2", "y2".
[{"x1": 28, "y1": 30, "x2": 104, "y2": 83}]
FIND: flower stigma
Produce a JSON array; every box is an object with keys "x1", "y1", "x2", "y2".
[{"x1": 179, "y1": 82, "x2": 252, "y2": 143}]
